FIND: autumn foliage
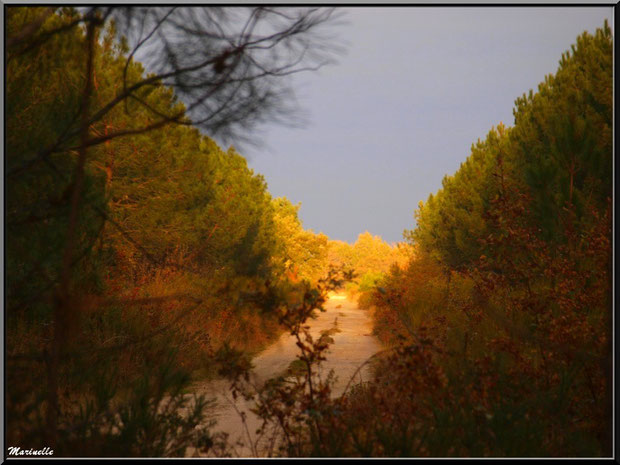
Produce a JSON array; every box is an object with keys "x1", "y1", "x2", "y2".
[
  {"x1": 364, "y1": 22, "x2": 612, "y2": 457},
  {"x1": 5, "y1": 7, "x2": 335, "y2": 456}
]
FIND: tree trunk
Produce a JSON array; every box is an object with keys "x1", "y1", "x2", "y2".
[{"x1": 46, "y1": 18, "x2": 97, "y2": 448}]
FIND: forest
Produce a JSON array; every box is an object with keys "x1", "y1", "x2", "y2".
[{"x1": 4, "y1": 6, "x2": 613, "y2": 458}]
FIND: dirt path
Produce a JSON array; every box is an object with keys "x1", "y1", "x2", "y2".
[{"x1": 187, "y1": 293, "x2": 380, "y2": 457}]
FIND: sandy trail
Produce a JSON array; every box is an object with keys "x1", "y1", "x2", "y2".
[{"x1": 187, "y1": 293, "x2": 380, "y2": 457}]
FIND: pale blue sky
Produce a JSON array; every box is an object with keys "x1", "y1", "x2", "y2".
[{"x1": 244, "y1": 7, "x2": 613, "y2": 244}]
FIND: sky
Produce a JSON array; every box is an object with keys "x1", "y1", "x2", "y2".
[{"x1": 242, "y1": 7, "x2": 613, "y2": 244}]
